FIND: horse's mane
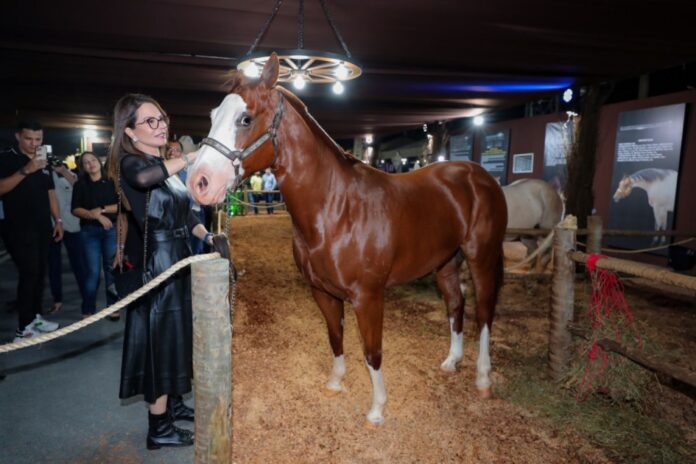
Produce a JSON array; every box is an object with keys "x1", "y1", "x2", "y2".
[
  {"x1": 224, "y1": 70, "x2": 245, "y2": 94},
  {"x1": 224, "y1": 71, "x2": 359, "y2": 164},
  {"x1": 276, "y1": 86, "x2": 360, "y2": 165},
  {"x1": 631, "y1": 168, "x2": 672, "y2": 183}
]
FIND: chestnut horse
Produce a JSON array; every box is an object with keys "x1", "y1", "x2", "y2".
[{"x1": 187, "y1": 55, "x2": 507, "y2": 426}]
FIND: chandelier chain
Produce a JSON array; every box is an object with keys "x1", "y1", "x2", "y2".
[
  {"x1": 298, "y1": 0, "x2": 304, "y2": 49},
  {"x1": 319, "y1": 0, "x2": 352, "y2": 58},
  {"x1": 246, "y1": 0, "x2": 284, "y2": 56}
]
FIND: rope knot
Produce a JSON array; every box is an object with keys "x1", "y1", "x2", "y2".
[{"x1": 586, "y1": 253, "x2": 608, "y2": 271}]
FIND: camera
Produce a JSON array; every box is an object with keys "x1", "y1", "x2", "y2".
[
  {"x1": 36, "y1": 145, "x2": 62, "y2": 167},
  {"x1": 35, "y1": 144, "x2": 51, "y2": 160}
]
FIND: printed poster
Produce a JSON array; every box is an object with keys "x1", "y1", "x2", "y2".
[
  {"x1": 543, "y1": 120, "x2": 576, "y2": 192},
  {"x1": 449, "y1": 132, "x2": 473, "y2": 161},
  {"x1": 607, "y1": 103, "x2": 685, "y2": 253},
  {"x1": 480, "y1": 129, "x2": 509, "y2": 185}
]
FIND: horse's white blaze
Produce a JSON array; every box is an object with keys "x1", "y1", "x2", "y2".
[
  {"x1": 476, "y1": 324, "x2": 492, "y2": 390},
  {"x1": 192, "y1": 94, "x2": 247, "y2": 188},
  {"x1": 326, "y1": 354, "x2": 346, "y2": 392},
  {"x1": 366, "y1": 364, "x2": 387, "y2": 424},
  {"x1": 441, "y1": 316, "x2": 464, "y2": 371}
]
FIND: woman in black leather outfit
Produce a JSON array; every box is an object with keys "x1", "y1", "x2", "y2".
[{"x1": 106, "y1": 94, "x2": 225, "y2": 450}]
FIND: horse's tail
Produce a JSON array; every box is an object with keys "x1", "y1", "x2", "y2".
[{"x1": 495, "y1": 249, "x2": 504, "y2": 298}]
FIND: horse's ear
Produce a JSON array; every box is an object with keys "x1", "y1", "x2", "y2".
[{"x1": 259, "y1": 53, "x2": 280, "y2": 89}]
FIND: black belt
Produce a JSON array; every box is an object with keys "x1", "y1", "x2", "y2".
[{"x1": 150, "y1": 227, "x2": 189, "y2": 242}]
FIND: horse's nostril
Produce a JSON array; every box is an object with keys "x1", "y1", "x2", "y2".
[{"x1": 197, "y1": 176, "x2": 209, "y2": 191}]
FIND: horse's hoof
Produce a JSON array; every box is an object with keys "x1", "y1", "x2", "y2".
[
  {"x1": 439, "y1": 363, "x2": 457, "y2": 373},
  {"x1": 322, "y1": 386, "x2": 342, "y2": 397},
  {"x1": 440, "y1": 356, "x2": 461, "y2": 372},
  {"x1": 363, "y1": 420, "x2": 382, "y2": 430},
  {"x1": 478, "y1": 386, "x2": 493, "y2": 399}
]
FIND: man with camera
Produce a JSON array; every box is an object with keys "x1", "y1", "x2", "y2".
[{"x1": 0, "y1": 120, "x2": 62, "y2": 341}]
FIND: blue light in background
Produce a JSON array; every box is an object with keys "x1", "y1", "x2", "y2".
[{"x1": 417, "y1": 79, "x2": 574, "y2": 93}]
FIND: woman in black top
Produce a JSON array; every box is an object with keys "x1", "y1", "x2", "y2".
[
  {"x1": 71, "y1": 152, "x2": 119, "y2": 319},
  {"x1": 105, "y1": 93, "x2": 225, "y2": 450}
]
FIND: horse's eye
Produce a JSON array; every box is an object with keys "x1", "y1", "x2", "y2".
[{"x1": 237, "y1": 114, "x2": 252, "y2": 127}]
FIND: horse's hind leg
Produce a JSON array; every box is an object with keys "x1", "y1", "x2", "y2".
[
  {"x1": 466, "y1": 246, "x2": 504, "y2": 398},
  {"x1": 437, "y1": 251, "x2": 466, "y2": 372},
  {"x1": 353, "y1": 290, "x2": 387, "y2": 427},
  {"x1": 311, "y1": 287, "x2": 346, "y2": 395}
]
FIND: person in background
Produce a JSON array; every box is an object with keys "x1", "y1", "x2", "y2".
[
  {"x1": 167, "y1": 139, "x2": 207, "y2": 254},
  {"x1": 71, "y1": 152, "x2": 120, "y2": 320},
  {"x1": 106, "y1": 93, "x2": 227, "y2": 450},
  {"x1": 0, "y1": 120, "x2": 62, "y2": 341},
  {"x1": 47, "y1": 162, "x2": 86, "y2": 315},
  {"x1": 250, "y1": 171, "x2": 263, "y2": 215},
  {"x1": 262, "y1": 167, "x2": 277, "y2": 215}
]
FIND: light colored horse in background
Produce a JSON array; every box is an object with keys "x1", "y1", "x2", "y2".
[
  {"x1": 503, "y1": 178, "x2": 564, "y2": 271},
  {"x1": 613, "y1": 168, "x2": 678, "y2": 244}
]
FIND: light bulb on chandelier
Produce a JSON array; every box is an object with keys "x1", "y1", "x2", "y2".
[
  {"x1": 335, "y1": 62, "x2": 349, "y2": 80},
  {"x1": 293, "y1": 74, "x2": 307, "y2": 90},
  {"x1": 332, "y1": 81, "x2": 344, "y2": 95}
]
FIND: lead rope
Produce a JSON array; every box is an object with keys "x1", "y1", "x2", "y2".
[
  {"x1": 224, "y1": 193, "x2": 237, "y2": 324},
  {"x1": 223, "y1": 190, "x2": 237, "y2": 447}
]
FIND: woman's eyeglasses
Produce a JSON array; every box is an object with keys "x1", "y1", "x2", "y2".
[{"x1": 136, "y1": 115, "x2": 169, "y2": 130}]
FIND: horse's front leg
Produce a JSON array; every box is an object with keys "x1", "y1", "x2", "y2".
[
  {"x1": 655, "y1": 206, "x2": 669, "y2": 245},
  {"x1": 310, "y1": 287, "x2": 346, "y2": 395},
  {"x1": 353, "y1": 290, "x2": 387, "y2": 427}
]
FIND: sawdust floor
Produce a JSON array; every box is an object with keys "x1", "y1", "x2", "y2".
[{"x1": 227, "y1": 214, "x2": 695, "y2": 464}]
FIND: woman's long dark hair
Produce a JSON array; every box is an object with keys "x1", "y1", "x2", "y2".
[
  {"x1": 106, "y1": 93, "x2": 167, "y2": 182},
  {"x1": 77, "y1": 151, "x2": 107, "y2": 181}
]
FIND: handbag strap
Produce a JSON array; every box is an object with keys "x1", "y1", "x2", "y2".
[{"x1": 116, "y1": 160, "x2": 150, "y2": 276}]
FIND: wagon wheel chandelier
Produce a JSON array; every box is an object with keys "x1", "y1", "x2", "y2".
[{"x1": 237, "y1": 0, "x2": 362, "y2": 95}]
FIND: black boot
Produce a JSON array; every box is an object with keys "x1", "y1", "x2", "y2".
[
  {"x1": 146, "y1": 411, "x2": 194, "y2": 450},
  {"x1": 168, "y1": 395, "x2": 195, "y2": 422}
]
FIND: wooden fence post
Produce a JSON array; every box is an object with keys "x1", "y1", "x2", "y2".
[
  {"x1": 192, "y1": 258, "x2": 232, "y2": 464},
  {"x1": 586, "y1": 215, "x2": 603, "y2": 255},
  {"x1": 548, "y1": 219, "x2": 577, "y2": 381}
]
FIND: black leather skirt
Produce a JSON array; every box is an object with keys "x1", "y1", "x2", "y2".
[{"x1": 119, "y1": 233, "x2": 193, "y2": 403}]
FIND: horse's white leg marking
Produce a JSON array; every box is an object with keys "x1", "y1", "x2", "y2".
[
  {"x1": 366, "y1": 364, "x2": 387, "y2": 425},
  {"x1": 476, "y1": 324, "x2": 492, "y2": 390},
  {"x1": 441, "y1": 316, "x2": 464, "y2": 371},
  {"x1": 326, "y1": 354, "x2": 346, "y2": 392}
]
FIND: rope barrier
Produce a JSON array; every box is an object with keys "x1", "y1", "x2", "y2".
[
  {"x1": 504, "y1": 229, "x2": 556, "y2": 272},
  {"x1": 232, "y1": 197, "x2": 287, "y2": 209},
  {"x1": 576, "y1": 237, "x2": 696, "y2": 255},
  {"x1": 0, "y1": 252, "x2": 222, "y2": 354}
]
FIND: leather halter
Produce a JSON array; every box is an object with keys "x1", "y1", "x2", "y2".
[{"x1": 200, "y1": 93, "x2": 285, "y2": 182}]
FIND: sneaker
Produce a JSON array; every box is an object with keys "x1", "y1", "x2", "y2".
[
  {"x1": 28, "y1": 314, "x2": 59, "y2": 333},
  {"x1": 13, "y1": 325, "x2": 42, "y2": 342}
]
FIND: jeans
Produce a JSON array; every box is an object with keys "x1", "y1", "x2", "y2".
[
  {"x1": 4, "y1": 228, "x2": 51, "y2": 330},
  {"x1": 189, "y1": 206, "x2": 207, "y2": 255},
  {"x1": 80, "y1": 224, "x2": 117, "y2": 315},
  {"x1": 265, "y1": 192, "x2": 274, "y2": 214},
  {"x1": 48, "y1": 231, "x2": 86, "y2": 303}
]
